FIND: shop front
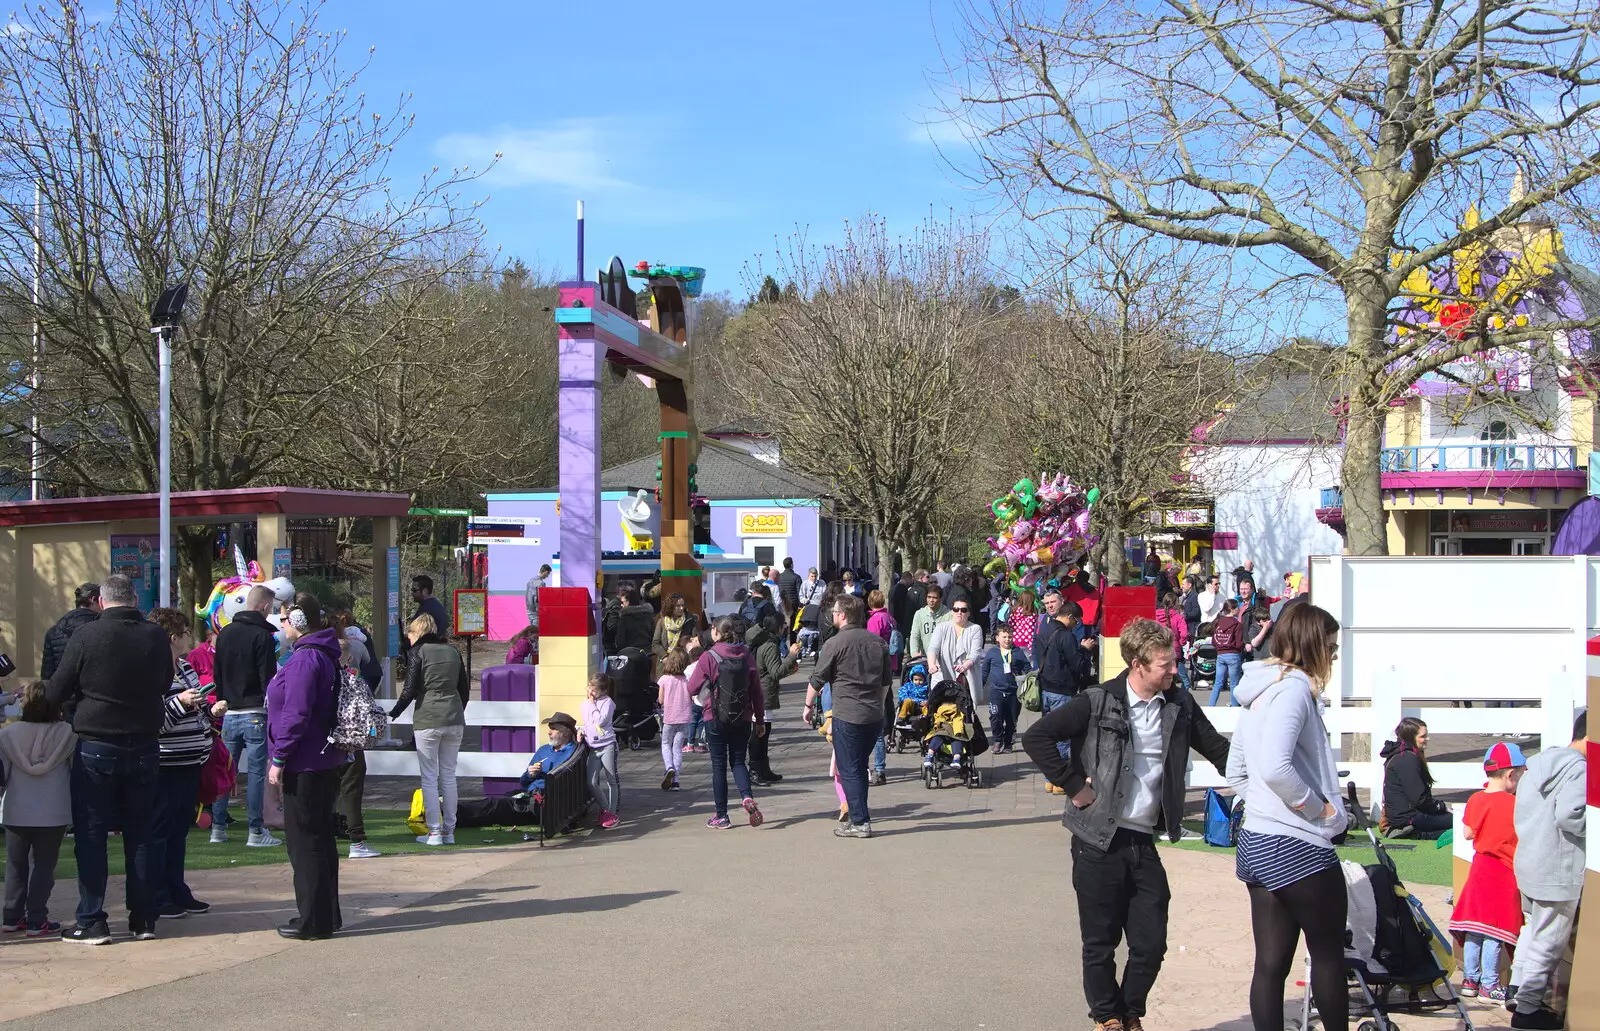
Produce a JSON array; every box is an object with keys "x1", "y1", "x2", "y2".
[{"x1": 1428, "y1": 508, "x2": 1556, "y2": 556}]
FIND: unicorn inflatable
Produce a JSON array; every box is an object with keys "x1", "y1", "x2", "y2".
[{"x1": 196, "y1": 547, "x2": 296, "y2": 634}]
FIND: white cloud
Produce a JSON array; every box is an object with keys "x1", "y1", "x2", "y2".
[
  {"x1": 434, "y1": 119, "x2": 636, "y2": 192},
  {"x1": 907, "y1": 115, "x2": 975, "y2": 146}
]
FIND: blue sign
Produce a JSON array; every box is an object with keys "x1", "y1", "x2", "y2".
[
  {"x1": 272, "y1": 547, "x2": 292, "y2": 580},
  {"x1": 386, "y1": 546, "x2": 401, "y2": 658}
]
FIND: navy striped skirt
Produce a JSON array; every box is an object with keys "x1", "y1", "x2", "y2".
[{"x1": 1235, "y1": 829, "x2": 1338, "y2": 891}]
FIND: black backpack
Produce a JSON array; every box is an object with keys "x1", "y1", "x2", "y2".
[{"x1": 711, "y1": 650, "x2": 752, "y2": 726}]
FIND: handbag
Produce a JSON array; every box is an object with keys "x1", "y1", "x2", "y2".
[
  {"x1": 196, "y1": 735, "x2": 235, "y2": 805},
  {"x1": 1017, "y1": 670, "x2": 1042, "y2": 712}
]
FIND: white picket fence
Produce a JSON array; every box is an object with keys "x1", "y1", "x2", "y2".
[
  {"x1": 1190, "y1": 554, "x2": 1595, "y2": 792},
  {"x1": 363, "y1": 684, "x2": 540, "y2": 780}
]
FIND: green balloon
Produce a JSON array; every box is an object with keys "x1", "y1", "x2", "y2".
[{"x1": 1087, "y1": 487, "x2": 1101, "y2": 506}]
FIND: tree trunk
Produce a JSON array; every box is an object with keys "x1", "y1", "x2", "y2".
[
  {"x1": 875, "y1": 524, "x2": 898, "y2": 604},
  {"x1": 178, "y1": 526, "x2": 216, "y2": 630},
  {"x1": 1341, "y1": 402, "x2": 1389, "y2": 556}
]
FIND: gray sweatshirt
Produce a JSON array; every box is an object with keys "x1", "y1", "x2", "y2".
[
  {"x1": 0, "y1": 720, "x2": 76, "y2": 827},
  {"x1": 1225, "y1": 661, "x2": 1347, "y2": 848},
  {"x1": 1512, "y1": 743, "x2": 1586, "y2": 902}
]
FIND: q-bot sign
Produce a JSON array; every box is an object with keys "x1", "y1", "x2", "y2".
[{"x1": 737, "y1": 509, "x2": 790, "y2": 537}]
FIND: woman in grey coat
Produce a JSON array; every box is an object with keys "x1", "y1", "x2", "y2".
[
  {"x1": 927, "y1": 598, "x2": 986, "y2": 709},
  {"x1": 1225, "y1": 601, "x2": 1347, "y2": 1031}
]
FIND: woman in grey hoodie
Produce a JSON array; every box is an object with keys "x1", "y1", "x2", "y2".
[{"x1": 1225, "y1": 602, "x2": 1348, "y2": 1031}]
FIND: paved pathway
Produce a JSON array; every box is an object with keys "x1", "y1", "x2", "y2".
[{"x1": 1, "y1": 681, "x2": 1514, "y2": 1031}]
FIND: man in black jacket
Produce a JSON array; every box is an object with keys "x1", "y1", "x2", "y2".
[
  {"x1": 210, "y1": 585, "x2": 282, "y2": 847},
  {"x1": 776, "y1": 558, "x2": 802, "y2": 642},
  {"x1": 1022, "y1": 618, "x2": 1229, "y2": 1031},
  {"x1": 40, "y1": 582, "x2": 101, "y2": 679},
  {"x1": 44, "y1": 574, "x2": 173, "y2": 945}
]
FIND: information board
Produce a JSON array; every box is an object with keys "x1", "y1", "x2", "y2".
[
  {"x1": 386, "y1": 546, "x2": 401, "y2": 658},
  {"x1": 453, "y1": 588, "x2": 488, "y2": 636}
]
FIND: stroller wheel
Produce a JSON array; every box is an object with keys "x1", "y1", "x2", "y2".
[
  {"x1": 969, "y1": 768, "x2": 982, "y2": 789},
  {"x1": 923, "y1": 766, "x2": 935, "y2": 789}
]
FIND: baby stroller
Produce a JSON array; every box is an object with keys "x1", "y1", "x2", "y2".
[
  {"x1": 1298, "y1": 781, "x2": 1473, "y2": 1031},
  {"x1": 915, "y1": 679, "x2": 988, "y2": 789},
  {"x1": 889, "y1": 661, "x2": 931, "y2": 752},
  {"x1": 605, "y1": 647, "x2": 660, "y2": 749},
  {"x1": 1188, "y1": 635, "x2": 1217, "y2": 697},
  {"x1": 796, "y1": 603, "x2": 821, "y2": 660}
]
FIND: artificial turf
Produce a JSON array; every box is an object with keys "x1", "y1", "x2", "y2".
[
  {"x1": 0, "y1": 810, "x2": 540, "y2": 882},
  {"x1": 1164, "y1": 820, "x2": 1455, "y2": 886}
]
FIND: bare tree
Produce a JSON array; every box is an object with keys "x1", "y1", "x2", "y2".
[
  {"x1": 953, "y1": 0, "x2": 1600, "y2": 554},
  {"x1": 0, "y1": 0, "x2": 485, "y2": 605},
  {"x1": 727, "y1": 216, "x2": 991, "y2": 589},
  {"x1": 999, "y1": 232, "x2": 1238, "y2": 582}
]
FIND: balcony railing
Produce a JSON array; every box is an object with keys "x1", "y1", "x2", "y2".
[
  {"x1": 1379, "y1": 444, "x2": 1577, "y2": 473},
  {"x1": 1320, "y1": 487, "x2": 1343, "y2": 509}
]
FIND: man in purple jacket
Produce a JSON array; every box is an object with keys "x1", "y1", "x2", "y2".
[{"x1": 266, "y1": 597, "x2": 346, "y2": 940}]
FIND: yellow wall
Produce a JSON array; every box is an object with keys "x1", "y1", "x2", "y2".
[
  {"x1": 1384, "y1": 398, "x2": 1423, "y2": 448},
  {"x1": 0, "y1": 524, "x2": 113, "y2": 677},
  {"x1": 1571, "y1": 396, "x2": 1598, "y2": 464},
  {"x1": 1384, "y1": 488, "x2": 1553, "y2": 512}
]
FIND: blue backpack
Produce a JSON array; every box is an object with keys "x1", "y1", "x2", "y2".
[
  {"x1": 1203, "y1": 788, "x2": 1237, "y2": 847},
  {"x1": 888, "y1": 627, "x2": 903, "y2": 657}
]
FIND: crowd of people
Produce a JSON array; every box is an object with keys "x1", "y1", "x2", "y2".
[{"x1": 3, "y1": 554, "x2": 1588, "y2": 1031}]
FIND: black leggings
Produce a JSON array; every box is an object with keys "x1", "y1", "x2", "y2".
[{"x1": 1249, "y1": 864, "x2": 1348, "y2": 1031}]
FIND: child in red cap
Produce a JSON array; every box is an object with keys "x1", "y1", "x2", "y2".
[{"x1": 1448, "y1": 740, "x2": 1526, "y2": 1002}]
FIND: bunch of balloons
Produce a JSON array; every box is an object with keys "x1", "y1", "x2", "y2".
[{"x1": 983, "y1": 474, "x2": 1100, "y2": 590}]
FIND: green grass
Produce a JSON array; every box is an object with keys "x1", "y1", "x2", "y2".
[
  {"x1": 1162, "y1": 820, "x2": 1455, "y2": 886},
  {"x1": 0, "y1": 810, "x2": 541, "y2": 882}
]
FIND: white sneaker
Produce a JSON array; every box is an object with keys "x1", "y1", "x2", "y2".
[
  {"x1": 415, "y1": 834, "x2": 446, "y2": 846},
  {"x1": 246, "y1": 830, "x2": 282, "y2": 848},
  {"x1": 347, "y1": 841, "x2": 382, "y2": 860},
  {"x1": 209, "y1": 827, "x2": 228, "y2": 844},
  {"x1": 442, "y1": 833, "x2": 455, "y2": 845}
]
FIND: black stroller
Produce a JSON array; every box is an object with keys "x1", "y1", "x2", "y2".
[
  {"x1": 605, "y1": 647, "x2": 660, "y2": 749},
  {"x1": 1299, "y1": 782, "x2": 1473, "y2": 1031},
  {"x1": 914, "y1": 679, "x2": 988, "y2": 789}
]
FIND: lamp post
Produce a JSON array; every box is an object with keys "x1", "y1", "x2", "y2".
[{"x1": 149, "y1": 284, "x2": 187, "y2": 608}]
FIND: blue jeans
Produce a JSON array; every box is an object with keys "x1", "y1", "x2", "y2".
[
  {"x1": 1041, "y1": 691, "x2": 1073, "y2": 760},
  {"x1": 832, "y1": 718, "x2": 883, "y2": 827},
  {"x1": 705, "y1": 721, "x2": 752, "y2": 819},
  {"x1": 1211, "y1": 654, "x2": 1243, "y2": 706},
  {"x1": 151, "y1": 763, "x2": 203, "y2": 910},
  {"x1": 213, "y1": 712, "x2": 268, "y2": 832},
  {"x1": 688, "y1": 703, "x2": 706, "y2": 747},
  {"x1": 1463, "y1": 933, "x2": 1502, "y2": 989},
  {"x1": 71, "y1": 737, "x2": 160, "y2": 928}
]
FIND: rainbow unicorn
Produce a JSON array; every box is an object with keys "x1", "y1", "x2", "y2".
[{"x1": 197, "y1": 546, "x2": 296, "y2": 634}]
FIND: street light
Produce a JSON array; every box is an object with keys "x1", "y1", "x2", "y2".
[{"x1": 150, "y1": 283, "x2": 187, "y2": 609}]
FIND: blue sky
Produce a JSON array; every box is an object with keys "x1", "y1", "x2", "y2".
[{"x1": 331, "y1": 0, "x2": 985, "y2": 297}]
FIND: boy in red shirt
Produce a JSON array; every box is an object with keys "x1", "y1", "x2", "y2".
[{"x1": 1448, "y1": 741, "x2": 1527, "y2": 1002}]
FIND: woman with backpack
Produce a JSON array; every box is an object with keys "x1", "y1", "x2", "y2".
[
  {"x1": 686, "y1": 616, "x2": 766, "y2": 830},
  {"x1": 1227, "y1": 601, "x2": 1349, "y2": 1031},
  {"x1": 268, "y1": 594, "x2": 346, "y2": 940},
  {"x1": 388, "y1": 613, "x2": 469, "y2": 847},
  {"x1": 1210, "y1": 599, "x2": 1245, "y2": 706}
]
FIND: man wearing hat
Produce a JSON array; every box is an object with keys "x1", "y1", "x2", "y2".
[
  {"x1": 519, "y1": 712, "x2": 580, "y2": 795},
  {"x1": 41, "y1": 583, "x2": 102, "y2": 679}
]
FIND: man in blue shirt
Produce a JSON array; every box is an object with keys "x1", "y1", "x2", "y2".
[{"x1": 410, "y1": 575, "x2": 451, "y2": 636}]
